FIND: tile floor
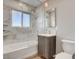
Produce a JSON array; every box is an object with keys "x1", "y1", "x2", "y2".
[{"x1": 32, "y1": 57, "x2": 41, "y2": 59}]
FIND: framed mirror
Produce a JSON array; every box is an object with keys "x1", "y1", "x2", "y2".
[{"x1": 46, "y1": 8, "x2": 56, "y2": 27}]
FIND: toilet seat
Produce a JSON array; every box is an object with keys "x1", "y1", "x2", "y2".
[{"x1": 55, "y1": 52, "x2": 72, "y2": 59}]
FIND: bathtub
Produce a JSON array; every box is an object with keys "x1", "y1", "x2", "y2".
[{"x1": 3, "y1": 40, "x2": 38, "y2": 59}]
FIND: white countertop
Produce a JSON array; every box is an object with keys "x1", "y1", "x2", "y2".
[{"x1": 38, "y1": 33, "x2": 56, "y2": 37}]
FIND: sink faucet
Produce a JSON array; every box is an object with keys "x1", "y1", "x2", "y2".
[
  {"x1": 49, "y1": 30, "x2": 51, "y2": 34},
  {"x1": 45, "y1": 28, "x2": 51, "y2": 34}
]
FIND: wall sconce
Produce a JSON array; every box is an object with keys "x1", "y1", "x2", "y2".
[
  {"x1": 45, "y1": 2, "x2": 48, "y2": 7},
  {"x1": 19, "y1": 2, "x2": 23, "y2": 7}
]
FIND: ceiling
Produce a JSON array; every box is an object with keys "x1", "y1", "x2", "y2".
[
  {"x1": 19, "y1": 0, "x2": 46, "y2": 7},
  {"x1": 4, "y1": 0, "x2": 47, "y2": 7}
]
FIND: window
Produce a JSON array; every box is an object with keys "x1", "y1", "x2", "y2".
[
  {"x1": 23, "y1": 13, "x2": 30, "y2": 27},
  {"x1": 12, "y1": 10, "x2": 30, "y2": 27}
]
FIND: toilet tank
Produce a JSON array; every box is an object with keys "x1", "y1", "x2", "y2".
[{"x1": 62, "y1": 40, "x2": 75, "y2": 55}]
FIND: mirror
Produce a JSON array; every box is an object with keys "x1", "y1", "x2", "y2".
[{"x1": 45, "y1": 8, "x2": 56, "y2": 27}]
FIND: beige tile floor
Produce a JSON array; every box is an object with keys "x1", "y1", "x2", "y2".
[
  {"x1": 32, "y1": 57, "x2": 42, "y2": 59},
  {"x1": 25, "y1": 55, "x2": 42, "y2": 59},
  {"x1": 25, "y1": 56, "x2": 42, "y2": 59}
]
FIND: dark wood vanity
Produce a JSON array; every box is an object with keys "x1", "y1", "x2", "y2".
[{"x1": 38, "y1": 35, "x2": 56, "y2": 59}]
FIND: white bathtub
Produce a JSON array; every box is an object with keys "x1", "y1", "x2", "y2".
[{"x1": 3, "y1": 40, "x2": 38, "y2": 59}]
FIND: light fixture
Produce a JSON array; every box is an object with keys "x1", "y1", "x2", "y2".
[
  {"x1": 45, "y1": 2, "x2": 48, "y2": 7},
  {"x1": 40, "y1": 0, "x2": 46, "y2": 2},
  {"x1": 19, "y1": 2, "x2": 23, "y2": 7}
]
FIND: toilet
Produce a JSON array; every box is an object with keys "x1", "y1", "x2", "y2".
[{"x1": 55, "y1": 39, "x2": 75, "y2": 59}]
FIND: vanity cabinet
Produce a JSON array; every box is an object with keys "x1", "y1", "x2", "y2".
[{"x1": 38, "y1": 35, "x2": 56, "y2": 59}]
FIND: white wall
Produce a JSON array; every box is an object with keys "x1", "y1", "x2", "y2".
[
  {"x1": 48, "y1": 0, "x2": 75, "y2": 53},
  {"x1": 47, "y1": 0, "x2": 75, "y2": 39}
]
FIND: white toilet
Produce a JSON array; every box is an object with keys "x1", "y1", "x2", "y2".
[{"x1": 55, "y1": 39, "x2": 75, "y2": 59}]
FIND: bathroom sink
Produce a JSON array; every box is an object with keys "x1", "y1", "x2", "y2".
[{"x1": 38, "y1": 34, "x2": 56, "y2": 37}]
